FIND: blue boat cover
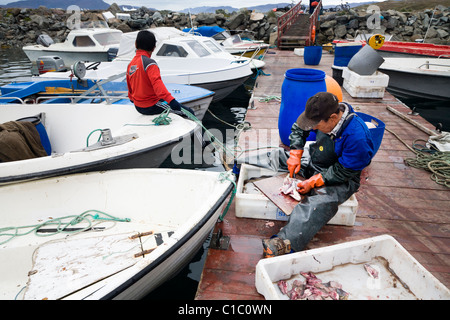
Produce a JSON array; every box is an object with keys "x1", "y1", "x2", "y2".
[{"x1": 182, "y1": 26, "x2": 225, "y2": 37}]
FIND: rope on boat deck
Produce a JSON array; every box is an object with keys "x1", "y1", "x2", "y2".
[
  {"x1": 385, "y1": 127, "x2": 450, "y2": 188},
  {"x1": 0, "y1": 210, "x2": 131, "y2": 245},
  {"x1": 217, "y1": 171, "x2": 237, "y2": 222}
]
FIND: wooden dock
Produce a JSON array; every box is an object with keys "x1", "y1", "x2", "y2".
[{"x1": 195, "y1": 49, "x2": 450, "y2": 300}]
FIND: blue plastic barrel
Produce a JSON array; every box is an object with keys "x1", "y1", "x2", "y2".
[
  {"x1": 303, "y1": 46, "x2": 323, "y2": 65},
  {"x1": 356, "y1": 112, "x2": 385, "y2": 155},
  {"x1": 278, "y1": 69, "x2": 327, "y2": 146},
  {"x1": 334, "y1": 43, "x2": 362, "y2": 67}
]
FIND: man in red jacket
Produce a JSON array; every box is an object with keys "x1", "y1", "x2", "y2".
[{"x1": 126, "y1": 30, "x2": 193, "y2": 116}]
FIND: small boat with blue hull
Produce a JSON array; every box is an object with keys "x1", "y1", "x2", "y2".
[{"x1": 0, "y1": 79, "x2": 214, "y2": 121}]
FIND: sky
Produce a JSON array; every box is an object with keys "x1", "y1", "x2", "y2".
[{"x1": 0, "y1": 0, "x2": 384, "y2": 11}]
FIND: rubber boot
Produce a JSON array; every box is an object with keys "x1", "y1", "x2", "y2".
[{"x1": 262, "y1": 237, "x2": 291, "y2": 258}]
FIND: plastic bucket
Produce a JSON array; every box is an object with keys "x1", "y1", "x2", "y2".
[
  {"x1": 356, "y1": 112, "x2": 385, "y2": 154},
  {"x1": 303, "y1": 46, "x2": 322, "y2": 65},
  {"x1": 333, "y1": 43, "x2": 362, "y2": 67},
  {"x1": 347, "y1": 45, "x2": 385, "y2": 75},
  {"x1": 278, "y1": 69, "x2": 327, "y2": 145}
]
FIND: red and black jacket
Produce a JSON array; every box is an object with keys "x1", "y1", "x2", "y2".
[{"x1": 126, "y1": 50, "x2": 174, "y2": 108}]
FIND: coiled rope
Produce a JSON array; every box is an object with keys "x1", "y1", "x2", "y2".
[{"x1": 386, "y1": 128, "x2": 450, "y2": 187}]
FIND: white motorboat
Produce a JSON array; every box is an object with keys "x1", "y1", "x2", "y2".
[
  {"x1": 37, "y1": 27, "x2": 255, "y2": 102},
  {"x1": 0, "y1": 78, "x2": 214, "y2": 121},
  {"x1": 184, "y1": 26, "x2": 270, "y2": 59},
  {"x1": 0, "y1": 102, "x2": 199, "y2": 185},
  {"x1": 378, "y1": 57, "x2": 450, "y2": 101},
  {"x1": 22, "y1": 22, "x2": 123, "y2": 67},
  {"x1": 0, "y1": 168, "x2": 235, "y2": 299}
]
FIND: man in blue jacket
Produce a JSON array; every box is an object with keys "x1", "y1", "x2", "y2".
[{"x1": 263, "y1": 92, "x2": 375, "y2": 257}]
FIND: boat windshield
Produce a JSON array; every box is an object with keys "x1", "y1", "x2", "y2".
[
  {"x1": 222, "y1": 35, "x2": 243, "y2": 47},
  {"x1": 156, "y1": 44, "x2": 189, "y2": 57},
  {"x1": 203, "y1": 40, "x2": 223, "y2": 53},
  {"x1": 212, "y1": 30, "x2": 231, "y2": 41},
  {"x1": 73, "y1": 36, "x2": 96, "y2": 47},
  {"x1": 184, "y1": 40, "x2": 211, "y2": 57},
  {"x1": 93, "y1": 32, "x2": 122, "y2": 46}
]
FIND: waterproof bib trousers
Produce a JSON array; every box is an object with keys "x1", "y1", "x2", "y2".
[{"x1": 277, "y1": 130, "x2": 360, "y2": 252}]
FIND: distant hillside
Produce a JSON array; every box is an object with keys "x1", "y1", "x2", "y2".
[
  {"x1": 179, "y1": 3, "x2": 292, "y2": 14},
  {"x1": 355, "y1": 0, "x2": 450, "y2": 11},
  {"x1": 179, "y1": 2, "x2": 381, "y2": 14},
  {"x1": 0, "y1": 0, "x2": 110, "y2": 9}
]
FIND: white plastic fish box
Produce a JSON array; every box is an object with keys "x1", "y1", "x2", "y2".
[
  {"x1": 235, "y1": 164, "x2": 358, "y2": 226},
  {"x1": 342, "y1": 67, "x2": 389, "y2": 98},
  {"x1": 255, "y1": 235, "x2": 450, "y2": 300}
]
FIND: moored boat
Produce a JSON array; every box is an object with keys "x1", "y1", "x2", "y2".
[
  {"x1": 0, "y1": 79, "x2": 214, "y2": 121},
  {"x1": 0, "y1": 102, "x2": 199, "y2": 185},
  {"x1": 36, "y1": 27, "x2": 254, "y2": 102},
  {"x1": 378, "y1": 57, "x2": 450, "y2": 101},
  {"x1": 0, "y1": 168, "x2": 235, "y2": 299},
  {"x1": 22, "y1": 22, "x2": 123, "y2": 67}
]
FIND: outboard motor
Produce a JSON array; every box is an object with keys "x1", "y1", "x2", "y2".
[
  {"x1": 107, "y1": 47, "x2": 119, "y2": 61},
  {"x1": 36, "y1": 56, "x2": 66, "y2": 74},
  {"x1": 36, "y1": 34, "x2": 54, "y2": 47}
]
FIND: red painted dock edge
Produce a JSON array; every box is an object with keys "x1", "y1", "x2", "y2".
[{"x1": 195, "y1": 49, "x2": 450, "y2": 300}]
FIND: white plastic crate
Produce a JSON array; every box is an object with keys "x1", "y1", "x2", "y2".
[
  {"x1": 343, "y1": 67, "x2": 389, "y2": 98},
  {"x1": 235, "y1": 164, "x2": 357, "y2": 226},
  {"x1": 255, "y1": 235, "x2": 450, "y2": 300}
]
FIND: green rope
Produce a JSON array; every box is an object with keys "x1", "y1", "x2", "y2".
[
  {"x1": 86, "y1": 129, "x2": 103, "y2": 147},
  {"x1": 217, "y1": 171, "x2": 237, "y2": 222},
  {"x1": 152, "y1": 108, "x2": 172, "y2": 126},
  {"x1": 0, "y1": 210, "x2": 131, "y2": 245},
  {"x1": 259, "y1": 95, "x2": 281, "y2": 103},
  {"x1": 386, "y1": 128, "x2": 450, "y2": 187},
  {"x1": 405, "y1": 151, "x2": 450, "y2": 187}
]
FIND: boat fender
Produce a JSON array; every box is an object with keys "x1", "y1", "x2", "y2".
[{"x1": 368, "y1": 34, "x2": 385, "y2": 49}]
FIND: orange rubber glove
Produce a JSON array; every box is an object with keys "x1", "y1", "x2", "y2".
[
  {"x1": 296, "y1": 173, "x2": 325, "y2": 194},
  {"x1": 287, "y1": 149, "x2": 304, "y2": 178}
]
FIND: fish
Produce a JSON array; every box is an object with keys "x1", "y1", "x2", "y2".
[
  {"x1": 277, "y1": 280, "x2": 289, "y2": 295},
  {"x1": 277, "y1": 271, "x2": 349, "y2": 300},
  {"x1": 364, "y1": 263, "x2": 379, "y2": 279},
  {"x1": 279, "y1": 175, "x2": 301, "y2": 201}
]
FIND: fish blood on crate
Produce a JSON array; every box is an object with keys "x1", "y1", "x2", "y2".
[{"x1": 277, "y1": 271, "x2": 349, "y2": 300}]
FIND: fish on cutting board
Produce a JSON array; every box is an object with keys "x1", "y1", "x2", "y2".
[{"x1": 279, "y1": 174, "x2": 302, "y2": 201}]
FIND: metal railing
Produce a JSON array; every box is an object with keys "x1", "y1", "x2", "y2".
[
  {"x1": 308, "y1": 1, "x2": 322, "y2": 45},
  {"x1": 276, "y1": 0, "x2": 322, "y2": 47},
  {"x1": 277, "y1": 1, "x2": 305, "y2": 47}
]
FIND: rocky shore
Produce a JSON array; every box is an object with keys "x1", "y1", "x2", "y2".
[{"x1": 1, "y1": 3, "x2": 449, "y2": 49}]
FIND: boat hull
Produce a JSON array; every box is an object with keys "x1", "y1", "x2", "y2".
[
  {"x1": 379, "y1": 58, "x2": 450, "y2": 101},
  {"x1": 23, "y1": 48, "x2": 111, "y2": 68},
  {"x1": 105, "y1": 190, "x2": 229, "y2": 300},
  {"x1": 382, "y1": 70, "x2": 450, "y2": 101},
  {"x1": 194, "y1": 75, "x2": 251, "y2": 102}
]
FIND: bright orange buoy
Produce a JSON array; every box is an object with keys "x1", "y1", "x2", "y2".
[{"x1": 325, "y1": 75, "x2": 343, "y2": 102}]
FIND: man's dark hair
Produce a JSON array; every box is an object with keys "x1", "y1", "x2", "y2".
[{"x1": 136, "y1": 30, "x2": 156, "y2": 52}]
